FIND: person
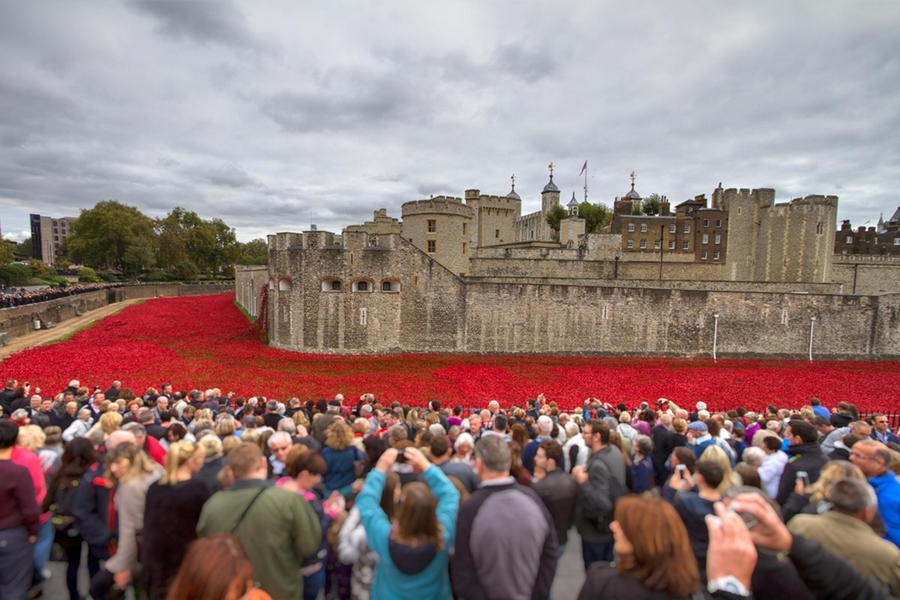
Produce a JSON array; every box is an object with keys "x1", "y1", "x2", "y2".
[
  {"x1": 196, "y1": 442, "x2": 321, "y2": 600},
  {"x1": 337, "y1": 470, "x2": 401, "y2": 600},
  {"x1": 576, "y1": 494, "x2": 705, "y2": 599},
  {"x1": 688, "y1": 421, "x2": 716, "y2": 458},
  {"x1": 43, "y1": 437, "x2": 100, "y2": 600},
  {"x1": 774, "y1": 420, "x2": 828, "y2": 506},
  {"x1": 165, "y1": 532, "x2": 272, "y2": 600},
  {"x1": 0, "y1": 420, "x2": 40, "y2": 600},
  {"x1": 452, "y1": 434, "x2": 557, "y2": 599},
  {"x1": 788, "y1": 478, "x2": 900, "y2": 595},
  {"x1": 757, "y1": 435, "x2": 788, "y2": 499},
  {"x1": 430, "y1": 434, "x2": 479, "y2": 494},
  {"x1": 532, "y1": 439, "x2": 578, "y2": 556},
  {"x1": 669, "y1": 460, "x2": 724, "y2": 577},
  {"x1": 266, "y1": 430, "x2": 293, "y2": 478},
  {"x1": 651, "y1": 412, "x2": 676, "y2": 486},
  {"x1": 850, "y1": 439, "x2": 900, "y2": 546},
  {"x1": 355, "y1": 446, "x2": 458, "y2": 599},
  {"x1": 193, "y1": 433, "x2": 227, "y2": 493},
  {"x1": 573, "y1": 419, "x2": 627, "y2": 569},
  {"x1": 142, "y1": 440, "x2": 211, "y2": 600},
  {"x1": 322, "y1": 420, "x2": 364, "y2": 497},
  {"x1": 89, "y1": 441, "x2": 163, "y2": 600},
  {"x1": 631, "y1": 434, "x2": 655, "y2": 493},
  {"x1": 522, "y1": 415, "x2": 553, "y2": 474},
  {"x1": 276, "y1": 448, "x2": 345, "y2": 600},
  {"x1": 870, "y1": 413, "x2": 899, "y2": 445},
  {"x1": 780, "y1": 460, "x2": 866, "y2": 523}
]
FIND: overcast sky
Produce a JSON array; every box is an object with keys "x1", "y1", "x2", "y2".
[{"x1": 1, "y1": 1, "x2": 898, "y2": 243}]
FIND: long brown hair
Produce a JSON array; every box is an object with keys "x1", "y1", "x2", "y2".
[
  {"x1": 165, "y1": 533, "x2": 255, "y2": 600},
  {"x1": 614, "y1": 494, "x2": 700, "y2": 596},
  {"x1": 394, "y1": 481, "x2": 443, "y2": 550}
]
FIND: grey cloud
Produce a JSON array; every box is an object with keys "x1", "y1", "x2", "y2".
[{"x1": 128, "y1": 0, "x2": 266, "y2": 53}]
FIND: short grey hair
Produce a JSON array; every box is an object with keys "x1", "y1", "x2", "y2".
[
  {"x1": 829, "y1": 478, "x2": 877, "y2": 515},
  {"x1": 473, "y1": 434, "x2": 511, "y2": 474},
  {"x1": 267, "y1": 431, "x2": 292, "y2": 448},
  {"x1": 741, "y1": 446, "x2": 766, "y2": 468}
]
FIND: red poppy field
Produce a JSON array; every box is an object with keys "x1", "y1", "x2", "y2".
[{"x1": 2, "y1": 293, "x2": 898, "y2": 413}]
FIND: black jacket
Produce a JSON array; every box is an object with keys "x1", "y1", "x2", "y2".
[{"x1": 775, "y1": 442, "x2": 828, "y2": 506}]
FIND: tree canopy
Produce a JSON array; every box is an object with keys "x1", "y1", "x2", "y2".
[{"x1": 68, "y1": 200, "x2": 156, "y2": 275}]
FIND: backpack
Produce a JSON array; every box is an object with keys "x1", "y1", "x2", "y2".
[{"x1": 49, "y1": 475, "x2": 81, "y2": 532}]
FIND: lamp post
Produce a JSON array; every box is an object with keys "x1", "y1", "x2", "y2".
[
  {"x1": 712, "y1": 313, "x2": 719, "y2": 362},
  {"x1": 808, "y1": 315, "x2": 816, "y2": 362}
]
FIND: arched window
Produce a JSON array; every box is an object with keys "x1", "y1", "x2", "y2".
[
  {"x1": 321, "y1": 279, "x2": 342, "y2": 292},
  {"x1": 381, "y1": 280, "x2": 400, "y2": 292},
  {"x1": 353, "y1": 280, "x2": 373, "y2": 292},
  {"x1": 278, "y1": 279, "x2": 292, "y2": 292}
]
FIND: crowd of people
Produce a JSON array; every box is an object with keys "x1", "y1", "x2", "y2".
[
  {"x1": 0, "y1": 283, "x2": 124, "y2": 308},
  {"x1": 1, "y1": 377, "x2": 899, "y2": 600}
]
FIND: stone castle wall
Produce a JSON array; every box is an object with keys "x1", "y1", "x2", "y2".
[{"x1": 260, "y1": 231, "x2": 899, "y2": 357}]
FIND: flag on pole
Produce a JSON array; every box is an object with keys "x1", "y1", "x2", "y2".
[{"x1": 579, "y1": 160, "x2": 587, "y2": 176}]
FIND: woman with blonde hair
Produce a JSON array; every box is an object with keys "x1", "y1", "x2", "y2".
[
  {"x1": 89, "y1": 442, "x2": 162, "y2": 599},
  {"x1": 322, "y1": 420, "x2": 364, "y2": 497},
  {"x1": 97, "y1": 411, "x2": 123, "y2": 437},
  {"x1": 142, "y1": 440, "x2": 211, "y2": 600},
  {"x1": 782, "y1": 460, "x2": 867, "y2": 522},
  {"x1": 699, "y1": 445, "x2": 741, "y2": 494}
]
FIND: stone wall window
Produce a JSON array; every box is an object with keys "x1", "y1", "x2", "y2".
[
  {"x1": 702, "y1": 234, "x2": 709, "y2": 245},
  {"x1": 427, "y1": 219, "x2": 436, "y2": 233},
  {"x1": 353, "y1": 280, "x2": 372, "y2": 292},
  {"x1": 713, "y1": 251, "x2": 720, "y2": 260},
  {"x1": 639, "y1": 239, "x2": 647, "y2": 249},
  {"x1": 462, "y1": 222, "x2": 468, "y2": 235},
  {"x1": 359, "y1": 308, "x2": 367, "y2": 326},
  {"x1": 462, "y1": 242, "x2": 468, "y2": 255},
  {"x1": 703, "y1": 219, "x2": 709, "y2": 227},
  {"x1": 701, "y1": 250, "x2": 708, "y2": 260},
  {"x1": 716, "y1": 219, "x2": 722, "y2": 227},
  {"x1": 627, "y1": 223, "x2": 635, "y2": 232},
  {"x1": 669, "y1": 224, "x2": 676, "y2": 233},
  {"x1": 668, "y1": 240, "x2": 675, "y2": 250},
  {"x1": 683, "y1": 240, "x2": 690, "y2": 250},
  {"x1": 714, "y1": 234, "x2": 721, "y2": 244},
  {"x1": 321, "y1": 279, "x2": 342, "y2": 292},
  {"x1": 626, "y1": 240, "x2": 634, "y2": 249},
  {"x1": 846, "y1": 236, "x2": 853, "y2": 244},
  {"x1": 278, "y1": 279, "x2": 292, "y2": 292},
  {"x1": 683, "y1": 224, "x2": 691, "y2": 234},
  {"x1": 640, "y1": 223, "x2": 648, "y2": 233},
  {"x1": 495, "y1": 229, "x2": 500, "y2": 238},
  {"x1": 654, "y1": 239, "x2": 661, "y2": 249},
  {"x1": 427, "y1": 240, "x2": 436, "y2": 253},
  {"x1": 381, "y1": 280, "x2": 400, "y2": 292}
]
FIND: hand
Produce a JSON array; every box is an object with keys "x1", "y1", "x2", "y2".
[
  {"x1": 324, "y1": 491, "x2": 346, "y2": 513},
  {"x1": 403, "y1": 446, "x2": 431, "y2": 472},
  {"x1": 727, "y1": 492, "x2": 793, "y2": 553},
  {"x1": 705, "y1": 501, "x2": 757, "y2": 590},
  {"x1": 375, "y1": 448, "x2": 399, "y2": 473},
  {"x1": 793, "y1": 478, "x2": 805, "y2": 495},
  {"x1": 113, "y1": 569, "x2": 131, "y2": 590},
  {"x1": 572, "y1": 465, "x2": 588, "y2": 485}
]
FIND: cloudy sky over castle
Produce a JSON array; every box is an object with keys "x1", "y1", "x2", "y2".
[{"x1": 1, "y1": 1, "x2": 898, "y2": 242}]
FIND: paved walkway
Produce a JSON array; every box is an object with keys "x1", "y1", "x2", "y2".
[{"x1": 0, "y1": 298, "x2": 141, "y2": 361}]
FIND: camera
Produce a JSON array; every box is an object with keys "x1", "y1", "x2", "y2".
[{"x1": 396, "y1": 452, "x2": 407, "y2": 464}]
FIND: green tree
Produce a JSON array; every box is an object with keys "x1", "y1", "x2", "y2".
[
  {"x1": 155, "y1": 208, "x2": 239, "y2": 276},
  {"x1": 68, "y1": 200, "x2": 156, "y2": 275},
  {"x1": 0, "y1": 263, "x2": 31, "y2": 286},
  {"x1": 77, "y1": 266, "x2": 100, "y2": 283},
  {"x1": 238, "y1": 238, "x2": 268, "y2": 265},
  {"x1": 578, "y1": 202, "x2": 613, "y2": 232},
  {"x1": 544, "y1": 204, "x2": 569, "y2": 242},
  {"x1": 13, "y1": 237, "x2": 32, "y2": 261},
  {"x1": 641, "y1": 193, "x2": 661, "y2": 216},
  {"x1": 0, "y1": 240, "x2": 14, "y2": 264}
]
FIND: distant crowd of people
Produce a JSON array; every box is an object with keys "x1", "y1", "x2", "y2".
[
  {"x1": 0, "y1": 283, "x2": 124, "y2": 308},
  {"x1": 1, "y1": 377, "x2": 899, "y2": 600}
]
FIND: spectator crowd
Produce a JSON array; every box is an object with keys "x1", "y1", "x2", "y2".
[
  {"x1": 1, "y1": 376, "x2": 899, "y2": 600},
  {"x1": 0, "y1": 283, "x2": 124, "y2": 308}
]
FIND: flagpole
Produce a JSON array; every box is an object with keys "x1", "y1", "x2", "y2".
[{"x1": 580, "y1": 160, "x2": 588, "y2": 203}]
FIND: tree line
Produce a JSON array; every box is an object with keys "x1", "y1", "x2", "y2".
[{"x1": 3, "y1": 201, "x2": 268, "y2": 286}]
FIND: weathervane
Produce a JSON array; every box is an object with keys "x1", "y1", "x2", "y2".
[
  {"x1": 511, "y1": 173, "x2": 516, "y2": 192},
  {"x1": 548, "y1": 162, "x2": 554, "y2": 179}
]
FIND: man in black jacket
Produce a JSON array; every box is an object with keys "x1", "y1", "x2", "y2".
[
  {"x1": 532, "y1": 440, "x2": 577, "y2": 555},
  {"x1": 775, "y1": 420, "x2": 828, "y2": 506}
]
